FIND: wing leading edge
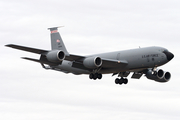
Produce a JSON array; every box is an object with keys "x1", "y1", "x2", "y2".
[
  {"x1": 5, "y1": 44, "x2": 48, "y2": 54},
  {"x1": 5, "y1": 44, "x2": 128, "y2": 69}
]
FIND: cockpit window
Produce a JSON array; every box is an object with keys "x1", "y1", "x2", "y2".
[
  {"x1": 164, "y1": 49, "x2": 169, "y2": 52},
  {"x1": 160, "y1": 49, "x2": 168, "y2": 52}
]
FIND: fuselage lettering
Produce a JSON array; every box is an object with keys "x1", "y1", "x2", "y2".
[{"x1": 142, "y1": 54, "x2": 158, "y2": 58}]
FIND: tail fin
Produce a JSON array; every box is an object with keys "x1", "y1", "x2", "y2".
[{"x1": 48, "y1": 27, "x2": 69, "y2": 55}]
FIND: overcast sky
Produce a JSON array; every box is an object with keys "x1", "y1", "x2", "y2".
[{"x1": 0, "y1": 0, "x2": 180, "y2": 120}]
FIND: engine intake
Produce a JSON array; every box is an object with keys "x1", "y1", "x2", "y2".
[
  {"x1": 46, "y1": 50, "x2": 65, "y2": 63},
  {"x1": 153, "y1": 69, "x2": 164, "y2": 79},
  {"x1": 146, "y1": 69, "x2": 171, "y2": 82},
  {"x1": 163, "y1": 72, "x2": 171, "y2": 82},
  {"x1": 83, "y1": 56, "x2": 102, "y2": 69}
]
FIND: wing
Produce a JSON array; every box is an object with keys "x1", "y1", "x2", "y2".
[
  {"x1": 6, "y1": 44, "x2": 128, "y2": 69},
  {"x1": 65, "y1": 54, "x2": 128, "y2": 69},
  {"x1": 5, "y1": 44, "x2": 48, "y2": 54},
  {"x1": 65, "y1": 54, "x2": 85, "y2": 61},
  {"x1": 101, "y1": 58, "x2": 128, "y2": 68}
]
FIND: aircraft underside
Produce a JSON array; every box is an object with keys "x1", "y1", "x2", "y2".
[{"x1": 47, "y1": 60, "x2": 171, "y2": 85}]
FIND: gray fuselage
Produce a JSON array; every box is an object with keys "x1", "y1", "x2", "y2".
[{"x1": 54, "y1": 46, "x2": 169, "y2": 75}]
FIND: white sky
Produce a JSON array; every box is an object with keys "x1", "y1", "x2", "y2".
[{"x1": 0, "y1": 0, "x2": 180, "y2": 120}]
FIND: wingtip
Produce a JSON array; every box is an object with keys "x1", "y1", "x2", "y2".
[
  {"x1": 21, "y1": 57, "x2": 31, "y2": 60},
  {"x1": 21, "y1": 57, "x2": 26, "y2": 59},
  {"x1": 5, "y1": 44, "x2": 11, "y2": 47}
]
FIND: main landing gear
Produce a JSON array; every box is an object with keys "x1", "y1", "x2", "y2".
[
  {"x1": 115, "y1": 77, "x2": 128, "y2": 85},
  {"x1": 89, "y1": 73, "x2": 102, "y2": 80},
  {"x1": 89, "y1": 72, "x2": 128, "y2": 85}
]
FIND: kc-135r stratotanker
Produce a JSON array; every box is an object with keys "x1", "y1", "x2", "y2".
[{"x1": 6, "y1": 27, "x2": 174, "y2": 85}]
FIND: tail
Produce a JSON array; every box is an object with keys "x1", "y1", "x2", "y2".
[{"x1": 48, "y1": 27, "x2": 69, "y2": 55}]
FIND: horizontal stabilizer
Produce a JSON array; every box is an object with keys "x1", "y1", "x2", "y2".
[
  {"x1": 5, "y1": 44, "x2": 48, "y2": 54},
  {"x1": 22, "y1": 57, "x2": 40, "y2": 63},
  {"x1": 22, "y1": 57, "x2": 58, "y2": 66}
]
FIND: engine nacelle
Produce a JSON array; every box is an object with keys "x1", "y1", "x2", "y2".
[
  {"x1": 83, "y1": 56, "x2": 102, "y2": 69},
  {"x1": 46, "y1": 50, "x2": 65, "y2": 63},
  {"x1": 146, "y1": 69, "x2": 171, "y2": 82},
  {"x1": 162, "y1": 72, "x2": 171, "y2": 82}
]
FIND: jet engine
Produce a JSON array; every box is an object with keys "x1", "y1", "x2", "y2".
[
  {"x1": 83, "y1": 56, "x2": 102, "y2": 69},
  {"x1": 46, "y1": 50, "x2": 65, "y2": 63},
  {"x1": 146, "y1": 69, "x2": 171, "y2": 82}
]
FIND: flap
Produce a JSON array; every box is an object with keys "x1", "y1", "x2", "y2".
[
  {"x1": 65, "y1": 54, "x2": 85, "y2": 61},
  {"x1": 131, "y1": 72, "x2": 143, "y2": 79},
  {"x1": 101, "y1": 58, "x2": 128, "y2": 68}
]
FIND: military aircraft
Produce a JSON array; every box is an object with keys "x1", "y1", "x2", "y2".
[{"x1": 5, "y1": 27, "x2": 174, "y2": 85}]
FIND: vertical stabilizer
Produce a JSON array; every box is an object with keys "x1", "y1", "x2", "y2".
[{"x1": 48, "y1": 27, "x2": 69, "y2": 55}]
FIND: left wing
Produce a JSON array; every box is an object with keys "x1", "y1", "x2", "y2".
[
  {"x1": 5, "y1": 44, "x2": 48, "y2": 54},
  {"x1": 5, "y1": 44, "x2": 128, "y2": 69}
]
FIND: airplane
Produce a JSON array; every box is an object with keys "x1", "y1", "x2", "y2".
[{"x1": 5, "y1": 27, "x2": 174, "y2": 85}]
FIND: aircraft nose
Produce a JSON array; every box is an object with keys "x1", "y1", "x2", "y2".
[{"x1": 163, "y1": 51, "x2": 174, "y2": 61}]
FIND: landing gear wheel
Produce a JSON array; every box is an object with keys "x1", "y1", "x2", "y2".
[
  {"x1": 119, "y1": 78, "x2": 123, "y2": 85},
  {"x1": 89, "y1": 73, "x2": 102, "y2": 80},
  {"x1": 97, "y1": 73, "x2": 102, "y2": 79},
  {"x1": 115, "y1": 77, "x2": 128, "y2": 85},
  {"x1": 123, "y1": 78, "x2": 128, "y2": 84},
  {"x1": 115, "y1": 78, "x2": 119, "y2": 84},
  {"x1": 93, "y1": 73, "x2": 98, "y2": 80},
  {"x1": 89, "y1": 73, "x2": 94, "y2": 79}
]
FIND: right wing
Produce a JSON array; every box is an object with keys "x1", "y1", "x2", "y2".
[
  {"x1": 101, "y1": 58, "x2": 128, "y2": 68},
  {"x1": 65, "y1": 55, "x2": 128, "y2": 69}
]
